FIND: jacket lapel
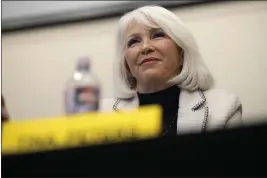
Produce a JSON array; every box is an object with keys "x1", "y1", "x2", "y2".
[
  {"x1": 177, "y1": 90, "x2": 208, "y2": 134},
  {"x1": 113, "y1": 94, "x2": 139, "y2": 112},
  {"x1": 113, "y1": 89, "x2": 208, "y2": 134}
]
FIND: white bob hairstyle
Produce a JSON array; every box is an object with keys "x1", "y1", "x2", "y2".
[{"x1": 114, "y1": 5, "x2": 213, "y2": 99}]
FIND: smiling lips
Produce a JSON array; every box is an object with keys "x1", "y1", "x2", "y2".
[{"x1": 140, "y1": 57, "x2": 160, "y2": 65}]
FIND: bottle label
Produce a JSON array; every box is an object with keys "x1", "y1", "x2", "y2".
[{"x1": 65, "y1": 86, "x2": 100, "y2": 114}]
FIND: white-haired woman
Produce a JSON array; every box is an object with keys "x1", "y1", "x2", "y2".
[{"x1": 101, "y1": 6, "x2": 242, "y2": 136}]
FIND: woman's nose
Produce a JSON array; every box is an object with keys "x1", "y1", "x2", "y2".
[{"x1": 141, "y1": 39, "x2": 155, "y2": 55}]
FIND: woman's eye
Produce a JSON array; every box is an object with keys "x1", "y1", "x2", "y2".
[
  {"x1": 127, "y1": 39, "x2": 139, "y2": 47},
  {"x1": 152, "y1": 32, "x2": 165, "y2": 38}
]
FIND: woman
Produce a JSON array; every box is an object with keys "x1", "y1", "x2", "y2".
[{"x1": 101, "y1": 6, "x2": 242, "y2": 136}]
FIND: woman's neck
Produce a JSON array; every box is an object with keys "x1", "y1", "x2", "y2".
[{"x1": 137, "y1": 80, "x2": 173, "y2": 94}]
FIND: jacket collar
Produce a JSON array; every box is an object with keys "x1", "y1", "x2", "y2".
[
  {"x1": 113, "y1": 89, "x2": 206, "y2": 112},
  {"x1": 113, "y1": 89, "x2": 208, "y2": 134}
]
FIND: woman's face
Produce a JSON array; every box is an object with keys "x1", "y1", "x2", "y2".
[{"x1": 124, "y1": 21, "x2": 182, "y2": 86}]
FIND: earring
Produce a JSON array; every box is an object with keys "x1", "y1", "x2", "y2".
[
  {"x1": 128, "y1": 76, "x2": 136, "y2": 90},
  {"x1": 180, "y1": 50, "x2": 184, "y2": 65}
]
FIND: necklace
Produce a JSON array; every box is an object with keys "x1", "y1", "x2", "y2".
[{"x1": 162, "y1": 114, "x2": 177, "y2": 136}]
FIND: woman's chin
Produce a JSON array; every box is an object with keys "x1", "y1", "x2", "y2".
[{"x1": 141, "y1": 69, "x2": 164, "y2": 80}]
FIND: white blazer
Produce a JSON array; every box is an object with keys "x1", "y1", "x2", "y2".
[{"x1": 100, "y1": 88, "x2": 243, "y2": 135}]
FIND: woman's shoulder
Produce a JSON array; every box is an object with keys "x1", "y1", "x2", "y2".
[
  {"x1": 203, "y1": 88, "x2": 242, "y2": 120},
  {"x1": 99, "y1": 97, "x2": 136, "y2": 112},
  {"x1": 203, "y1": 88, "x2": 241, "y2": 106},
  {"x1": 183, "y1": 88, "x2": 241, "y2": 108},
  {"x1": 99, "y1": 98, "x2": 117, "y2": 112}
]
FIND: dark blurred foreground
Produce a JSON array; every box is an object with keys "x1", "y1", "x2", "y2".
[{"x1": 2, "y1": 121, "x2": 267, "y2": 177}]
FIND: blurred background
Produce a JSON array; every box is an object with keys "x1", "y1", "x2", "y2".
[{"x1": 2, "y1": 1, "x2": 267, "y2": 125}]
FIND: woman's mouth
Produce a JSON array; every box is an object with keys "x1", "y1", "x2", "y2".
[{"x1": 140, "y1": 57, "x2": 160, "y2": 65}]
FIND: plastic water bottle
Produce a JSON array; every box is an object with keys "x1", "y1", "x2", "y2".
[{"x1": 64, "y1": 56, "x2": 101, "y2": 115}]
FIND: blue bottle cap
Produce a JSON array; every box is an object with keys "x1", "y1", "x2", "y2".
[{"x1": 76, "y1": 57, "x2": 90, "y2": 71}]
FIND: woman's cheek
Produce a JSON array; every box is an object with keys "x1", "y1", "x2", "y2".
[{"x1": 126, "y1": 50, "x2": 137, "y2": 64}]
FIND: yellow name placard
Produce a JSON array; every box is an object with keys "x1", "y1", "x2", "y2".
[{"x1": 2, "y1": 106, "x2": 162, "y2": 155}]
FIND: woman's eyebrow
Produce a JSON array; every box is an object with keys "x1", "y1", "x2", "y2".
[
  {"x1": 126, "y1": 27, "x2": 162, "y2": 40},
  {"x1": 151, "y1": 28, "x2": 162, "y2": 32},
  {"x1": 127, "y1": 33, "x2": 140, "y2": 39}
]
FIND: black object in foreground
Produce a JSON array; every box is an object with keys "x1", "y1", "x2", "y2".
[{"x1": 2, "y1": 122, "x2": 267, "y2": 177}]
